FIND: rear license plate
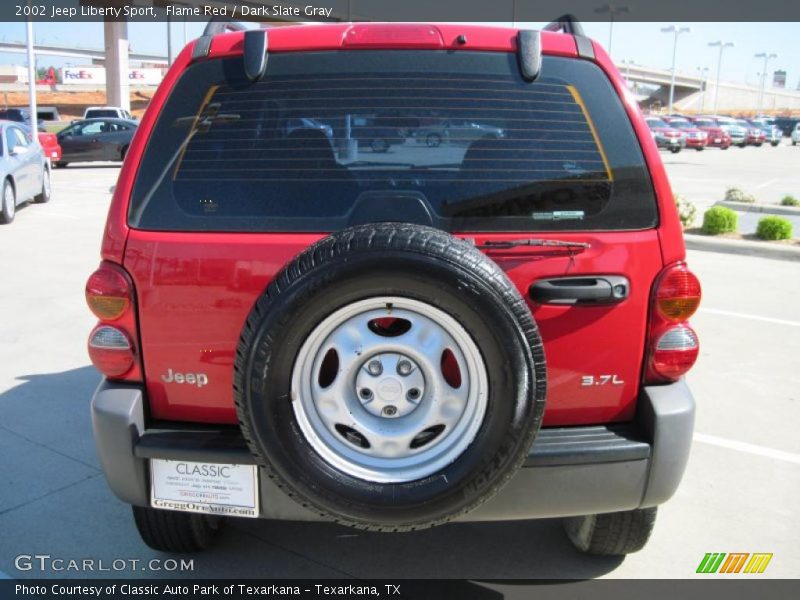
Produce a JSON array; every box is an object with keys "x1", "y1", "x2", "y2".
[
  {"x1": 150, "y1": 459, "x2": 259, "y2": 518},
  {"x1": 714, "y1": 138, "x2": 721, "y2": 143}
]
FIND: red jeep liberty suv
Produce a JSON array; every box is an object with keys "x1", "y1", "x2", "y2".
[{"x1": 87, "y1": 18, "x2": 701, "y2": 556}]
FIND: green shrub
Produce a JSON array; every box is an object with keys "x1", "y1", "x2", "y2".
[
  {"x1": 702, "y1": 206, "x2": 738, "y2": 235},
  {"x1": 780, "y1": 195, "x2": 800, "y2": 207},
  {"x1": 724, "y1": 187, "x2": 756, "y2": 203},
  {"x1": 756, "y1": 216, "x2": 793, "y2": 241},
  {"x1": 674, "y1": 195, "x2": 697, "y2": 228}
]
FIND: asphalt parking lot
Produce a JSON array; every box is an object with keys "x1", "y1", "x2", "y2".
[
  {"x1": 0, "y1": 148, "x2": 798, "y2": 581},
  {"x1": 663, "y1": 140, "x2": 800, "y2": 212}
]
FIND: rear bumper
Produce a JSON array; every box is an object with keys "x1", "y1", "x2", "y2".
[{"x1": 90, "y1": 380, "x2": 695, "y2": 521}]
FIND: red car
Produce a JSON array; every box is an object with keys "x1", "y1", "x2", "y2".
[
  {"x1": 736, "y1": 118, "x2": 766, "y2": 146},
  {"x1": 663, "y1": 116, "x2": 708, "y2": 150},
  {"x1": 689, "y1": 117, "x2": 732, "y2": 149},
  {"x1": 37, "y1": 131, "x2": 62, "y2": 162},
  {"x1": 644, "y1": 116, "x2": 686, "y2": 152},
  {"x1": 87, "y1": 19, "x2": 699, "y2": 556}
]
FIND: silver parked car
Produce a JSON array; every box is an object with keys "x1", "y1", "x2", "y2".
[
  {"x1": 0, "y1": 120, "x2": 51, "y2": 224},
  {"x1": 414, "y1": 119, "x2": 505, "y2": 147}
]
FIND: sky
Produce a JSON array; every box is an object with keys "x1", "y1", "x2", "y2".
[{"x1": 0, "y1": 20, "x2": 796, "y2": 89}]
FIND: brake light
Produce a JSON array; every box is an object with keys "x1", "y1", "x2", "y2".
[
  {"x1": 85, "y1": 262, "x2": 141, "y2": 381},
  {"x1": 645, "y1": 263, "x2": 701, "y2": 383},
  {"x1": 342, "y1": 25, "x2": 445, "y2": 49},
  {"x1": 656, "y1": 267, "x2": 701, "y2": 322},
  {"x1": 86, "y1": 266, "x2": 130, "y2": 320}
]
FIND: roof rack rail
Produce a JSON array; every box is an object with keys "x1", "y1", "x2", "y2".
[
  {"x1": 203, "y1": 18, "x2": 250, "y2": 37},
  {"x1": 543, "y1": 14, "x2": 585, "y2": 37}
]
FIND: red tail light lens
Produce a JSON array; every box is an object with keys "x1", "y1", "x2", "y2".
[
  {"x1": 88, "y1": 325, "x2": 135, "y2": 377},
  {"x1": 652, "y1": 326, "x2": 699, "y2": 380},
  {"x1": 656, "y1": 266, "x2": 701, "y2": 322},
  {"x1": 646, "y1": 263, "x2": 701, "y2": 383},
  {"x1": 86, "y1": 265, "x2": 131, "y2": 320}
]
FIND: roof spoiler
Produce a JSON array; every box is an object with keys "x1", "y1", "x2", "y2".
[{"x1": 194, "y1": 19, "x2": 268, "y2": 82}]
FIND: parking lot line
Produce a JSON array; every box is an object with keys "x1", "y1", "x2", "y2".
[
  {"x1": 694, "y1": 432, "x2": 800, "y2": 465},
  {"x1": 699, "y1": 307, "x2": 800, "y2": 328}
]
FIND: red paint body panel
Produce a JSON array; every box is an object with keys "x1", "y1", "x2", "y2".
[
  {"x1": 204, "y1": 25, "x2": 577, "y2": 57},
  {"x1": 37, "y1": 132, "x2": 61, "y2": 161},
  {"x1": 105, "y1": 24, "x2": 690, "y2": 427},
  {"x1": 125, "y1": 229, "x2": 662, "y2": 426}
]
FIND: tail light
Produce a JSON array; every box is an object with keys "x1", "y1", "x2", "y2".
[
  {"x1": 85, "y1": 262, "x2": 142, "y2": 381},
  {"x1": 88, "y1": 325, "x2": 135, "y2": 377},
  {"x1": 645, "y1": 263, "x2": 701, "y2": 383}
]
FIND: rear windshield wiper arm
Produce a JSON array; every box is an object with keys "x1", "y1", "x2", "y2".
[{"x1": 476, "y1": 238, "x2": 591, "y2": 251}]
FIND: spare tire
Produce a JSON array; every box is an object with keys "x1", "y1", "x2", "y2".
[{"x1": 234, "y1": 223, "x2": 546, "y2": 530}]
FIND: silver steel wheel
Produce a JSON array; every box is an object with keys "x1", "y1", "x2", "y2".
[
  {"x1": 291, "y1": 297, "x2": 488, "y2": 483},
  {"x1": 4, "y1": 184, "x2": 14, "y2": 219}
]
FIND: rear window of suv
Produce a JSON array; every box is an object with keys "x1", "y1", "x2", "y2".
[{"x1": 129, "y1": 50, "x2": 657, "y2": 232}]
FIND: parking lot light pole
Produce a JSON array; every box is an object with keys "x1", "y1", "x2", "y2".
[
  {"x1": 754, "y1": 52, "x2": 778, "y2": 115},
  {"x1": 594, "y1": 4, "x2": 630, "y2": 58},
  {"x1": 25, "y1": 12, "x2": 36, "y2": 132},
  {"x1": 662, "y1": 25, "x2": 690, "y2": 115},
  {"x1": 697, "y1": 66, "x2": 709, "y2": 112},
  {"x1": 709, "y1": 41, "x2": 734, "y2": 114}
]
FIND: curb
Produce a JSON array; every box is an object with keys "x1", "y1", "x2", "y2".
[
  {"x1": 716, "y1": 201, "x2": 800, "y2": 217},
  {"x1": 684, "y1": 234, "x2": 800, "y2": 262}
]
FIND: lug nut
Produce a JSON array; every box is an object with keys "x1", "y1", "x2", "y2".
[
  {"x1": 383, "y1": 405, "x2": 398, "y2": 417},
  {"x1": 407, "y1": 388, "x2": 421, "y2": 401},
  {"x1": 397, "y1": 360, "x2": 413, "y2": 376},
  {"x1": 367, "y1": 360, "x2": 383, "y2": 376},
  {"x1": 359, "y1": 388, "x2": 373, "y2": 400}
]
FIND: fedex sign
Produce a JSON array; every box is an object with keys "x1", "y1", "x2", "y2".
[{"x1": 61, "y1": 67, "x2": 164, "y2": 86}]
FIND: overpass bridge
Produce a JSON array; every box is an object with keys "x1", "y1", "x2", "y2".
[
  {"x1": 0, "y1": 41, "x2": 167, "y2": 65},
  {"x1": 3, "y1": 26, "x2": 799, "y2": 113}
]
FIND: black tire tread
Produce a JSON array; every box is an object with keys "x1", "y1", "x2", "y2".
[
  {"x1": 564, "y1": 507, "x2": 657, "y2": 556},
  {"x1": 34, "y1": 168, "x2": 50, "y2": 203},
  {"x1": 234, "y1": 223, "x2": 546, "y2": 532},
  {"x1": 132, "y1": 506, "x2": 221, "y2": 553}
]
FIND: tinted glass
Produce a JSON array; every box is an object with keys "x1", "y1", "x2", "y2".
[
  {"x1": 86, "y1": 110, "x2": 119, "y2": 118},
  {"x1": 130, "y1": 51, "x2": 657, "y2": 233}
]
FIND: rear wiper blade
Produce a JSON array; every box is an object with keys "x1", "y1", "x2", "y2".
[{"x1": 476, "y1": 238, "x2": 591, "y2": 251}]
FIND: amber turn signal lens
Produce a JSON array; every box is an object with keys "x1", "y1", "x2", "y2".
[
  {"x1": 656, "y1": 267, "x2": 701, "y2": 322},
  {"x1": 86, "y1": 265, "x2": 131, "y2": 320}
]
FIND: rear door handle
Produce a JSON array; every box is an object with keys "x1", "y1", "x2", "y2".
[{"x1": 529, "y1": 276, "x2": 630, "y2": 305}]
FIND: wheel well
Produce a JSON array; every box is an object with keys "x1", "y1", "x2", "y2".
[{"x1": 5, "y1": 176, "x2": 14, "y2": 193}]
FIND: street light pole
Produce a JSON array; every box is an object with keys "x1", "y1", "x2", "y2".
[
  {"x1": 697, "y1": 66, "x2": 709, "y2": 112},
  {"x1": 709, "y1": 41, "x2": 734, "y2": 114},
  {"x1": 594, "y1": 4, "x2": 630, "y2": 58},
  {"x1": 25, "y1": 13, "x2": 36, "y2": 131},
  {"x1": 661, "y1": 25, "x2": 690, "y2": 114},
  {"x1": 754, "y1": 52, "x2": 778, "y2": 115}
]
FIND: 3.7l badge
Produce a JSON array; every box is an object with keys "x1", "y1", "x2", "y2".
[{"x1": 581, "y1": 374, "x2": 624, "y2": 387}]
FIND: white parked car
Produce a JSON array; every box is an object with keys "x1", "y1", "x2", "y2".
[
  {"x1": 83, "y1": 106, "x2": 134, "y2": 121},
  {"x1": 792, "y1": 123, "x2": 800, "y2": 146}
]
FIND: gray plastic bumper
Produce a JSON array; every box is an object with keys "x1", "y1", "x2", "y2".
[{"x1": 90, "y1": 379, "x2": 695, "y2": 519}]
